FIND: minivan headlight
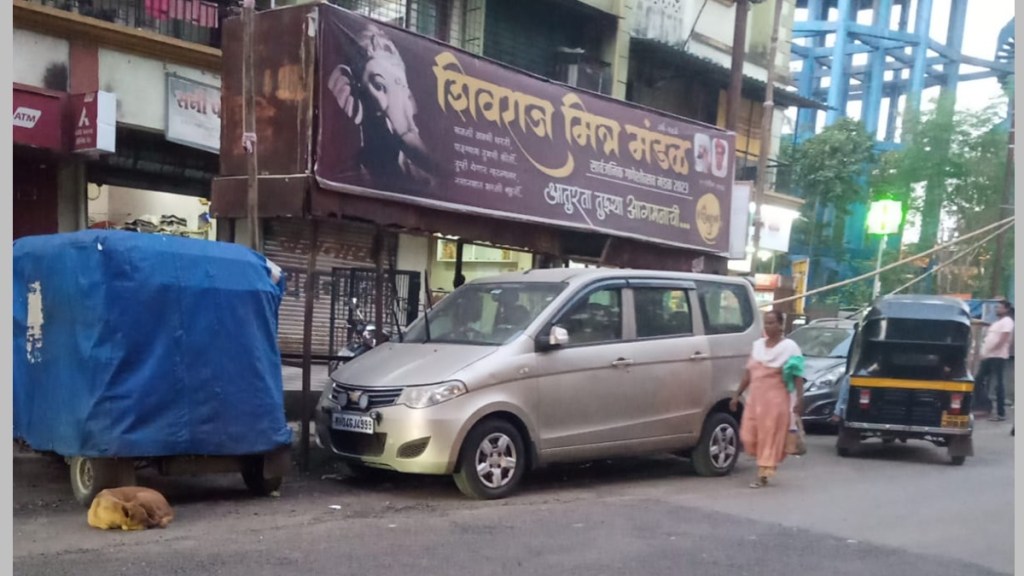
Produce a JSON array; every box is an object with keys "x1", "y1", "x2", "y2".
[{"x1": 398, "y1": 381, "x2": 468, "y2": 409}]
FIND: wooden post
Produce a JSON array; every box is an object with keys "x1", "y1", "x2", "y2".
[
  {"x1": 454, "y1": 239, "x2": 465, "y2": 288},
  {"x1": 299, "y1": 220, "x2": 320, "y2": 472},
  {"x1": 241, "y1": 0, "x2": 260, "y2": 250},
  {"x1": 423, "y1": 268, "x2": 434, "y2": 309},
  {"x1": 750, "y1": 0, "x2": 785, "y2": 259},
  {"x1": 374, "y1": 228, "x2": 386, "y2": 345}
]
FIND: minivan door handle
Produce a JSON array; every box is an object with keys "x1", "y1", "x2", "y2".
[
  {"x1": 690, "y1": 351, "x2": 708, "y2": 360},
  {"x1": 611, "y1": 358, "x2": 634, "y2": 368}
]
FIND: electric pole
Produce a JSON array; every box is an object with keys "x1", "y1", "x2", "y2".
[
  {"x1": 726, "y1": 0, "x2": 750, "y2": 132},
  {"x1": 987, "y1": 90, "x2": 1011, "y2": 295},
  {"x1": 750, "y1": 0, "x2": 786, "y2": 260}
]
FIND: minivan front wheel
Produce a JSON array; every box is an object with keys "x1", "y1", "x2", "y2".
[
  {"x1": 692, "y1": 412, "x2": 740, "y2": 477},
  {"x1": 453, "y1": 419, "x2": 526, "y2": 500}
]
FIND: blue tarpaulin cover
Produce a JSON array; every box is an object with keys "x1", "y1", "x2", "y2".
[{"x1": 13, "y1": 231, "x2": 292, "y2": 458}]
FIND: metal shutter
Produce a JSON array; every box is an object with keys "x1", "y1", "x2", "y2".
[{"x1": 263, "y1": 218, "x2": 386, "y2": 357}]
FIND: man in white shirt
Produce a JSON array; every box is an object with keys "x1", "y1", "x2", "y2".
[{"x1": 977, "y1": 300, "x2": 1014, "y2": 421}]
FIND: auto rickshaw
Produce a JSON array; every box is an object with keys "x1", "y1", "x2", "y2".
[
  {"x1": 835, "y1": 295, "x2": 975, "y2": 465},
  {"x1": 14, "y1": 231, "x2": 293, "y2": 505}
]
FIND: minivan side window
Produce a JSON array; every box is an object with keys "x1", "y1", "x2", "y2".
[
  {"x1": 695, "y1": 281, "x2": 754, "y2": 335},
  {"x1": 555, "y1": 288, "x2": 623, "y2": 345},
  {"x1": 634, "y1": 287, "x2": 693, "y2": 338}
]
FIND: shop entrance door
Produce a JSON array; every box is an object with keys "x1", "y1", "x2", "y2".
[{"x1": 14, "y1": 153, "x2": 59, "y2": 240}]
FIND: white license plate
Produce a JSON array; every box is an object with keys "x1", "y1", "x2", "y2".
[{"x1": 331, "y1": 412, "x2": 375, "y2": 435}]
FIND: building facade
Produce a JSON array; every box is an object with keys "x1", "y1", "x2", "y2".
[
  {"x1": 14, "y1": 0, "x2": 817, "y2": 356},
  {"x1": 13, "y1": 0, "x2": 223, "y2": 241}
]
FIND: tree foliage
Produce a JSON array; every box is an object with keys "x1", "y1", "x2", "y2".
[
  {"x1": 875, "y1": 92, "x2": 1011, "y2": 245},
  {"x1": 780, "y1": 89, "x2": 1013, "y2": 302},
  {"x1": 780, "y1": 118, "x2": 877, "y2": 217},
  {"x1": 872, "y1": 91, "x2": 1013, "y2": 297},
  {"x1": 778, "y1": 118, "x2": 876, "y2": 270}
]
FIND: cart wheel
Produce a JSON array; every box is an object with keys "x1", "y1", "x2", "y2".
[
  {"x1": 242, "y1": 456, "x2": 283, "y2": 496},
  {"x1": 950, "y1": 455, "x2": 966, "y2": 466},
  {"x1": 69, "y1": 457, "x2": 136, "y2": 507}
]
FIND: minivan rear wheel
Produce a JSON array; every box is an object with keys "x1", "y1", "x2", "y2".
[
  {"x1": 691, "y1": 412, "x2": 739, "y2": 477},
  {"x1": 453, "y1": 419, "x2": 526, "y2": 500}
]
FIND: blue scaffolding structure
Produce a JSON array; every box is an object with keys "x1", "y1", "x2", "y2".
[{"x1": 788, "y1": 0, "x2": 1013, "y2": 293}]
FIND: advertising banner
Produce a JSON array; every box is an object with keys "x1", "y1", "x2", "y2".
[{"x1": 315, "y1": 6, "x2": 735, "y2": 252}]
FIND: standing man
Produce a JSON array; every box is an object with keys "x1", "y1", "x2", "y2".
[{"x1": 976, "y1": 300, "x2": 1014, "y2": 422}]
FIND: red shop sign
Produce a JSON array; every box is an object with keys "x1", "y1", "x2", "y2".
[
  {"x1": 754, "y1": 273, "x2": 782, "y2": 290},
  {"x1": 13, "y1": 87, "x2": 66, "y2": 152},
  {"x1": 71, "y1": 91, "x2": 117, "y2": 154}
]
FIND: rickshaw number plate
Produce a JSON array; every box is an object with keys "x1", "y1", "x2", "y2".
[
  {"x1": 941, "y1": 413, "x2": 970, "y2": 428},
  {"x1": 332, "y1": 412, "x2": 375, "y2": 435}
]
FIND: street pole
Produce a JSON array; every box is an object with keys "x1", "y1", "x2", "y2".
[
  {"x1": 750, "y1": 0, "x2": 785, "y2": 258},
  {"x1": 725, "y1": 0, "x2": 750, "y2": 132},
  {"x1": 299, "y1": 220, "x2": 319, "y2": 472},
  {"x1": 990, "y1": 92, "x2": 1014, "y2": 298},
  {"x1": 241, "y1": 0, "x2": 260, "y2": 250},
  {"x1": 872, "y1": 234, "x2": 886, "y2": 299}
]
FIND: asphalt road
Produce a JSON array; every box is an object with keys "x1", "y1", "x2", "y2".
[{"x1": 13, "y1": 419, "x2": 1015, "y2": 576}]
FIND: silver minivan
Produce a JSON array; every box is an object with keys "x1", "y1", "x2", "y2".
[{"x1": 315, "y1": 269, "x2": 761, "y2": 499}]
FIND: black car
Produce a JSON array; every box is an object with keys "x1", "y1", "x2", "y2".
[{"x1": 788, "y1": 319, "x2": 856, "y2": 425}]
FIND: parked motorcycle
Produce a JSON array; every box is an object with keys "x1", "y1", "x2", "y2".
[{"x1": 337, "y1": 298, "x2": 389, "y2": 363}]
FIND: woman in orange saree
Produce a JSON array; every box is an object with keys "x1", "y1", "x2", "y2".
[{"x1": 730, "y1": 311, "x2": 805, "y2": 488}]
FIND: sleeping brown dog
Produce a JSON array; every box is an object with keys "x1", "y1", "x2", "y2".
[{"x1": 87, "y1": 487, "x2": 175, "y2": 531}]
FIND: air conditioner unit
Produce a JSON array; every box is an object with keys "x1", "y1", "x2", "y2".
[{"x1": 554, "y1": 47, "x2": 612, "y2": 96}]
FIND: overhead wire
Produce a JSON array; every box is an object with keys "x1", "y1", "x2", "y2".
[
  {"x1": 771, "y1": 215, "x2": 1016, "y2": 306},
  {"x1": 840, "y1": 221, "x2": 1015, "y2": 320},
  {"x1": 886, "y1": 222, "x2": 1014, "y2": 297}
]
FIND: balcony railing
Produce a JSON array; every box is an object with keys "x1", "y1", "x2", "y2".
[
  {"x1": 28, "y1": 0, "x2": 230, "y2": 48},
  {"x1": 27, "y1": 0, "x2": 459, "y2": 50}
]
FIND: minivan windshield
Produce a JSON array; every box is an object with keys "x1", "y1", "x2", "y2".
[
  {"x1": 403, "y1": 282, "x2": 566, "y2": 346},
  {"x1": 788, "y1": 326, "x2": 854, "y2": 358}
]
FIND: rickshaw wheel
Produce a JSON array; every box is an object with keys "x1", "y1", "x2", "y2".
[
  {"x1": 835, "y1": 425, "x2": 859, "y2": 458},
  {"x1": 950, "y1": 455, "x2": 966, "y2": 466},
  {"x1": 69, "y1": 457, "x2": 136, "y2": 507}
]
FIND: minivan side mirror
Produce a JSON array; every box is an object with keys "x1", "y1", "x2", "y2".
[
  {"x1": 538, "y1": 325, "x2": 570, "y2": 351},
  {"x1": 550, "y1": 326, "x2": 570, "y2": 347}
]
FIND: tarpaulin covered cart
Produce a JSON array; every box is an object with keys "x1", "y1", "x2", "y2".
[{"x1": 14, "y1": 231, "x2": 293, "y2": 506}]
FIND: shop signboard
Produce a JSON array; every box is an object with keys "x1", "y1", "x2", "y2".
[
  {"x1": 315, "y1": 6, "x2": 736, "y2": 253},
  {"x1": 13, "y1": 87, "x2": 65, "y2": 152},
  {"x1": 754, "y1": 273, "x2": 782, "y2": 291},
  {"x1": 71, "y1": 91, "x2": 117, "y2": 154},
  {"x1": 727, "y1": 181, "x2": 752, "y2": 260},
  {"x1": 166, "y1": 74, "x2": 221, "y2": 154},
  {"x1": 759, "y1": 204, "x2": 800, "y2": 253}
]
